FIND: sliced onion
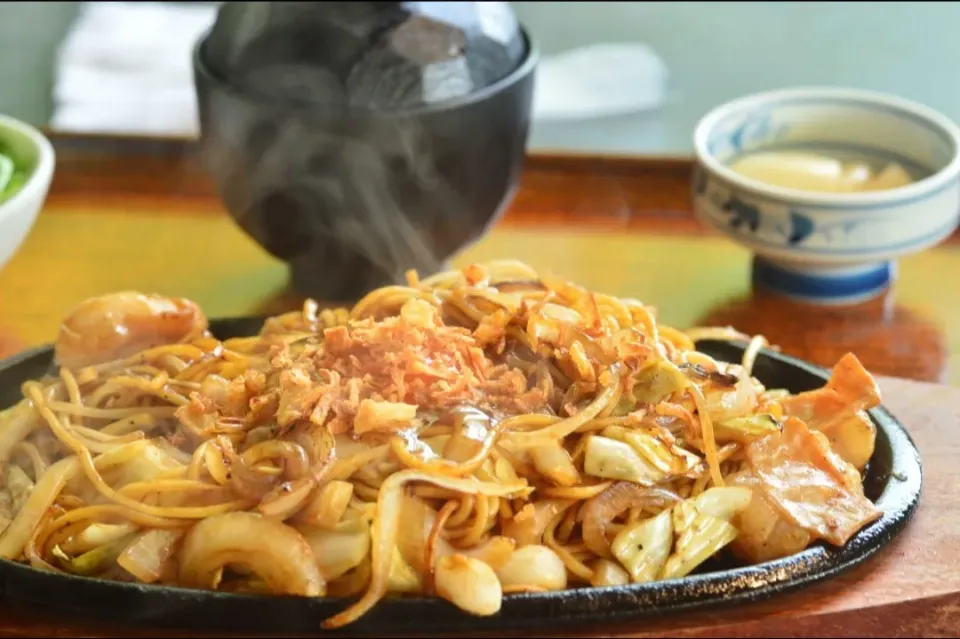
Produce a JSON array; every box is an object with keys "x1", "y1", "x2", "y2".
[
  {"x1": 395, "y1": 494, "x2": 442, "y2": 575},
  {"x1": 502, "y1": 365, "x2": 622, "y2": 448},
  {"x1": 395, "y1": 495, "x2": 516, "y2": 577},
  {"x1": 496, "y1": 545, "x2": 567, "y2": 591},
  {"x1": 59, "y1": 522, "x2": 138, "y2": 555},
  {"x1": 589, "y1": 558, "x2": 630, "y2": 587},
  {"x1": 0, "y1": 456, "x2": 79, "y2": 559},
  {"x1": 322, "y1": 470, "x2": 528, "y2": 629},
  {"x1": 257, "y1": 476, "x2": 317, "y2": 520},
  {"x1": 117, "y1": 529, "x2": 183, "y2": 583},
  {"x1": 296, "y1": 480, "x2": 353, "y2": 529},
  {"x1": 301, "y1": 525, "x2": 370, "y2": 581},
  {"x1": 0, "y1": 402, "x2": 39, "y2": 465},
  {"x1": 389, "y1": 413, "x2": 503, "y2": 478},
  {"x1": 179, "y1": 511, "x2": 324, "y2": 596},
  {"x1": 217, "y1": 438, "x2": 277, "y2": 500},
  {"x1": 501, "y1": 499, "x2": 573, "y2": 547},
  {"x1": 465, "y1": 536, "x2": 515, "y2": 571},
  {"x1": 581, "y1": 482, "x2": 680, "y2": 559}
]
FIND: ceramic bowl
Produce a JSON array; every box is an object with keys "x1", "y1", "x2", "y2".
[
  {"x1": 692, "y1": 87, "x2": 960, "y2": 305},
  {"x1": 0, "y1": 113, "x2": 55, "y2": 272}
]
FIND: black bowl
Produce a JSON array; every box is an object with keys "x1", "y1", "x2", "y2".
[{"x1": 191, "y1": 23, "x2": 538, "y2": 303}]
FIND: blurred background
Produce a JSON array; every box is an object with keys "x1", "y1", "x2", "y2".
[{"x1": 3, "y1": 1, "x2": 959, "y2": 156}]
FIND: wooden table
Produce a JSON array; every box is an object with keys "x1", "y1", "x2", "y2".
[
  {"x1": 0, "y1": 133, "x2": 959, "y2": 637},
  {"x1": 0, "y1": 135, "x2": 957, "y2": 386}
]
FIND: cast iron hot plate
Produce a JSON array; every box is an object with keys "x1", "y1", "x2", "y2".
[{"x1": 0, "y1": 317, "x2": 923, "y2": 636}]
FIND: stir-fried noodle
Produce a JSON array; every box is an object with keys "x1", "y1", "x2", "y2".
[{"x1": 0, "y1": 260, "x2": 883, "y2": 628}]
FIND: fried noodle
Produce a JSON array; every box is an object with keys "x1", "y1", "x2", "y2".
[{"x1": 0, "y1": 260, "x2": 884, "y2": 628}]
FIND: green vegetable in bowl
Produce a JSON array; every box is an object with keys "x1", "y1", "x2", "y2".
[
  {"x1": 0, "y1": 154, "x2": 12, "y2": 191},
  {"x1": 0, "y1": 152, "x2": 27, "y2": 203}
]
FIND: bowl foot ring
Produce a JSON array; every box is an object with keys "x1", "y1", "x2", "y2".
[{"x1": 751, "y1": 257, "x2": 894, "y2": 305}]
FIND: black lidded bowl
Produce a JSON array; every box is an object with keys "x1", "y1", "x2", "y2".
[{"x1": 191, "y1": 2, "x2": 539, "y2": 303}]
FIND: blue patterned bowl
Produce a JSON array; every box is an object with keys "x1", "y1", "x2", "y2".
[{"x1": 692, "y1": 87, "x2": 960, "y2": 305}]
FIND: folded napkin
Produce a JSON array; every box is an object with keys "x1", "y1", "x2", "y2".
[
  {"x1": 51, "y1": 1, "x2": 217, "y2": 136},
  {"x1": 50, "y1": 3, "x2": 668, "y2": 136},
  {"x1": 533, "y1": 43, "x2": 669, "y2": 121}
]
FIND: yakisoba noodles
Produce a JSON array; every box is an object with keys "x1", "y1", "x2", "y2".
[{"x1": 0, "y1": 260, "x2": 883, "y2": 628}]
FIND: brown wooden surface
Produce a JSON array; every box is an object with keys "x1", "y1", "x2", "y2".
[
  {"x1": 1, "y1": 132, "x2": 956, "y2": 384},
  {"x1": 0, "y1": 133, "x2": 958, "y2": 636}
]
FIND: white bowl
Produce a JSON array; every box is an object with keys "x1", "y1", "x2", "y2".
[
  {"x1": 692, "y1": 87, "x2": 960, "y2": 305},
  {"x1": 0, "y1": 113, "x2": 55, "y2": 272}
]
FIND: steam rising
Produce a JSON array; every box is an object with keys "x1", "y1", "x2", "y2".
[
  {"x1": 198, "y1": 1, "x2": 527, "y2": 301},
  {"x1": 210, "y1": 110, "x2": 450, "y2": 293}
]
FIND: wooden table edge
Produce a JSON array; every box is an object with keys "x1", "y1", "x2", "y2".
[{"x1": 27, "y1": 130, "x2": 960, "y2": 242}]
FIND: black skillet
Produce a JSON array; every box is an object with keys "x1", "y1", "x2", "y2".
[{"x1": 0, "y1": 316, "x2": 923, "y2": 636}]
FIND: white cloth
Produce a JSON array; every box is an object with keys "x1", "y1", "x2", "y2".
[
  {"x1": 51, "y1": 2, "x2": 217, "y2": 137},
  {"x1": 533, "y1": 43, "x2": 669, "y2": 121},
  {"x1": 50, "y1": 3, "x2": 668, "y2": 135}
]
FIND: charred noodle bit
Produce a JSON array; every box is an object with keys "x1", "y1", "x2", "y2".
[{"x1": 0, "y1": 262, "x2": 885, "y2": 628}]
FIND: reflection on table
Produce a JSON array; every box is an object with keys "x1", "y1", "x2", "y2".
[
  {"x1": 0, "y1": 206, "x2": 955, "y2": 387},
  {"x1": 698, "y1": 288, "x2": 948, "y2": 384}
]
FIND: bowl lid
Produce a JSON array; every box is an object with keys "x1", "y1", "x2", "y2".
[{"x1": 203, "y1": 1, "x2": 527, "y2": 111}]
